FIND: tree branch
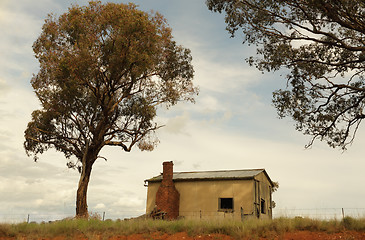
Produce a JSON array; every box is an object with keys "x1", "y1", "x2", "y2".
[{"x1": 104, "y1": 140, "x2": 129, "y2": 152}]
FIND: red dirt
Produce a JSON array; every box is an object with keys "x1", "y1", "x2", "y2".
[{"x1": 1, "y1": 231, "x2": 365, "y2": 240}]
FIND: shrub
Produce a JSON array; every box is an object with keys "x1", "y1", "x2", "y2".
[{"x1": 2, "y1": 217, "x2": 365, "y2": 238}]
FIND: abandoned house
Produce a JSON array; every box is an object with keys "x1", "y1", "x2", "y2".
[{"x1": 145, "y1": 161, "x2": 274, "y2": 220}]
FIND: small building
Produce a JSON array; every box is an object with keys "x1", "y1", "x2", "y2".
[{"x1": 145, "y1": 161, "x2": 274, "y2": 220}]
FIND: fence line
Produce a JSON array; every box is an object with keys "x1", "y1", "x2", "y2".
[
  {"x1": 1, "y1": 208, "x2": 365, "y2": 223},
  {"x1": 274, "y1": 208, "x2": 365, "y2": 219},
  {"x1": 0, "y1": 211, "x2": 145, "y2": 223}
]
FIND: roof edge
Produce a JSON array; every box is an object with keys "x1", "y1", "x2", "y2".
[
  {"x1": 146, "y1": 176, "x2": 257, "y2": 183},
  {"x1": 145, "y1": 168, "x2": 268, "y2": 183},
  {"x1": 261, "y1": 169, "x2": 274, "y2": 187}
]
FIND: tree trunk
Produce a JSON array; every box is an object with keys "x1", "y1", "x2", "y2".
[{"x1": 76, "y1": 161, "x2": 93, "y2": 218}]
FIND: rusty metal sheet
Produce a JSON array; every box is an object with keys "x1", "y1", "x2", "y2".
[{"x1": 147, "y1": 169, "x2": 265, "y2": 182}]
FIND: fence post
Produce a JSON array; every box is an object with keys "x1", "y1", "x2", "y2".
[
  {"x1": 342, "y1": 208, "x2": 345, "y2": 220},
  {"x1": 102, "y1": 212, "x2": 105, "y2": 221},
  {"x1": 27, "y1": 214, "x2": 30, "y2": 223},
  {"x1": 200, "y1": 210, "x2": 202, "y2": 219},
  {"x1": 241, "y1": 207, "x2": 244, "y2": 222}
]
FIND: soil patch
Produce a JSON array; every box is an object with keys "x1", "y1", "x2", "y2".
[{"x1": 1, "y1": 230, "x2": 365, "y2": 240}]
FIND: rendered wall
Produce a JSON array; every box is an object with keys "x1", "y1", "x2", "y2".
[
  {"x1": 146, "y1": 181, "x2": 162, "y2": 214},
  {"x1": 146, "y1": 172, "x2": 273, "y2": 220},
  {"x1": 176, "y1": 179, "x2": 254, "y2": 220},
  {"x1": 147, "y1": 179, "x2": 259, "y2": 220},
  {"x1": 253, "y1": 172, "x2": 273, "y2": 219}
]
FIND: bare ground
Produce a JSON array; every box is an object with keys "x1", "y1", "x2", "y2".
[{"x1": 1, "y1": 230, "x2": 365, "y2": 240}]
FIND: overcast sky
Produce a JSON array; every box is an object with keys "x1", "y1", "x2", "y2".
[{"x1": 1, "y1": 0, "x2": 365, "y2": 222}]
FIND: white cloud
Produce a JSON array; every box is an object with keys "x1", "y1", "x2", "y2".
[
  {"x1": 35, "y1": 199, "x2": 44, "y2": 207},
  {"x1": 164, "y1": 112, "x2": 190, "y2": 135},
  {"x1": 0, "y1": 0, "x2": 364, "y2": 222},
  {"x1": 198, "y1": 95, "x2": 222, "y2": 113},
  {"x1": 0, "y1": 88, "x2": 39, "y2": 151},
  {"x1": 94, "y1": 203, "x2": 106, "y2": 209},
  {"x1": 112, "y1": 197, "x2": 145, "y2": 209},
  {"x1": 0, "y1": 3, "x2": 40, "y2": 72},
  {"x1": 194, "y1": 57, "x2": 260, "y2": 94},
  {"x1": 0, "y1": 78, "x2": 10, "y2": 95},
  {"x1": 222, "y1": 111, "x2": 233, "y2": 122}
]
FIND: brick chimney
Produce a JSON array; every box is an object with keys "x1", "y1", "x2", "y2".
[{"x1": 155, "y1": 161, "x2": 180, "y2": 219}]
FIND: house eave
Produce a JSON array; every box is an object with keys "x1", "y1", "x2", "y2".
[{"x1": 146, "y1": 176, "x2": 256, "y2": 183}]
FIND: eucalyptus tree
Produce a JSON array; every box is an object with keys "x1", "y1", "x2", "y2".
[
  {"x1": 207, "y1": 0, "x2": 365, "y2": 149},
  {"x1": 24, "y1": 1, "x2": 197, "y2": 217}
]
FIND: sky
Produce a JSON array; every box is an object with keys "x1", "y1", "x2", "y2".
[{"x1": 1, "y1": 0, "x2": 365, "y2": 222}]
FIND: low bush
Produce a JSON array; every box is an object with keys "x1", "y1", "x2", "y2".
[
  {"x1": 0, "y1": 217, "x2": 365, "y2": 239},
  {"x1": 342, "y1": 216, "x2": 365, "y2": 231}
]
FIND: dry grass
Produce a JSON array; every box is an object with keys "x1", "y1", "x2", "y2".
[{"x1": 0, "y1": 216, "x2": 364, "y2": 239}]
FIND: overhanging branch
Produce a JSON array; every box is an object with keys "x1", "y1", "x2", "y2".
[{"x1": 104, "y1": 140, "x2": 130, "y2": 152}]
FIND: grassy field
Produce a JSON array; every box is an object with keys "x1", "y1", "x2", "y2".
[{"x1": 0, "y1": 216, "x2": 365, "y2": 239}]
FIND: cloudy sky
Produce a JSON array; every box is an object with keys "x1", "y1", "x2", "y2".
[{"x1": 1, "y1": 0, "x2": 365, "y2": 222}]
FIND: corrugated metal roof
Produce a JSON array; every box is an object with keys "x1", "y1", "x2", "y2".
[{"x1": 146, "y1": 169, "x2": 266, "y2": 182}]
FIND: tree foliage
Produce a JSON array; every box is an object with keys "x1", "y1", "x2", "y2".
[
  {"x1": 24, "y1": 1, "x2": 197, "y2": 217},
  {"x1": 207, "y1": 0, "x2": 365, "y2": 149}
]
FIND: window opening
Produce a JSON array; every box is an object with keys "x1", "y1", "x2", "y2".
[
  {"x1": 261, "y1": 198, "x2": 266, "y2": 214},
  {"x1": 219, "y1": 198, "x2": 233, "y2": 211}
]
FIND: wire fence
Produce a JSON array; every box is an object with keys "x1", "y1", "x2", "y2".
[
  {"x1": 1, "y1": 208, "x2": 365, "y2": 223},
  {"x1": 274, "y1": 208, "x2": 365, "y2": 219},
  {"x1": 0, "y1": 211, "x2": 145, "y2": 224}
]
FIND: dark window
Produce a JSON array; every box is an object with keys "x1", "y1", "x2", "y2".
[
  {"x1": 219, "y1": 198, "x2": 233, "y2": 211},
  {"x1": 261, "y1": 198, "x2": 266, "y2": 214}
]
